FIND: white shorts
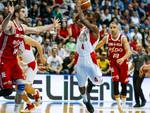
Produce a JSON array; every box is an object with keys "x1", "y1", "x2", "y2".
[
  {"x1": 75, "y1": 55, "x2": 103, "y2": 87},
  {"x1": 22, "y1": 61, "x2": 38, "y2": 84}
]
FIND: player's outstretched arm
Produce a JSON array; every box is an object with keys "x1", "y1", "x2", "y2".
[
  {"x1": 1, "y1": 2, "x2": 14, "y2": 34},
  {"x1": 23, "y1": 35, "x2": 46, "y2": 64},
  {"x1": 75, "y1": 0, "x2": 99, "y2": 35},
  {"x1": 95, "y1": 36, "x2": 107, "y2": 50},
  {"x1": 22, "y1": 18, "x2": 60, "y2": 34}
]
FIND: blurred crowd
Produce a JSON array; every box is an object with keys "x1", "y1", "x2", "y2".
[{"x1": 0, "y1": 0, "x2": 150, "y2": 75}]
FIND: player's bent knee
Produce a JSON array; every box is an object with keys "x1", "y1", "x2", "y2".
[
  {"x1": 17, "y1": 84, "x2": 25, "y2": 94},
  {"x1": 0, "y1": 88, "x2": 14, "y2": 97}
]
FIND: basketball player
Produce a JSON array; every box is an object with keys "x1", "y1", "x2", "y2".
[
  {"x1": 96, "y1": 21, "x2": 131, "y2": 113},
  {"x1": 0, "y1": 4, "x2": 27, "y2": 113},
  {"x1": 75, "y1": 1, "x2": 103, "y2": 113},
  {"x1": 14, "y1": 35, "x2": 46, "y2": 112},
  {"x1": 0, "y1": 3, "x2": 59, "y2": 113}
]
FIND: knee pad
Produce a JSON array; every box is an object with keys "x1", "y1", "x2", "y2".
[
  {"x1": 121, "y1": 83, "x2": 127, "y2": 96},
  {"x1": 113, "y1": 82, "x2": 119, "y2": 95},
  {"x1": 17, "y1": 84, "x2": 25, "y2": 94},
  {"x1": 0, "y1": 88, "x2": 14, "y2": 97}
]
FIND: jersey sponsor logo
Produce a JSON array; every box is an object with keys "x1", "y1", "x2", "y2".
[
  {"x1": 108, "y1": 47, "x2": 123, "y2": 53},
  {"x1": 108, "y1": 42, "x2": 122, "y2": 47}
]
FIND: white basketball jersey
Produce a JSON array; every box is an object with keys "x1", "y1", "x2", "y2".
[
  {"x1": 19, "y1": 41, "x2": 35, "y2": 64},
  {"x1": 76, "y1": 27, "x2": 99, "y2": 56}
]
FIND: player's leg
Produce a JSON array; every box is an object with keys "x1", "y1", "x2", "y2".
[
  {"x1": 120, "y1": 83, "x2": 127, "y2": 109},
  {"x1": 88, "y1": 64, "x2": 103, "y2": 86},
  {"x1": 87, "y1": 64, "x2": 103, "y2": 99},
  {"x1": 75, "y1": 66, "x2": 94, "y2": 113},
  {"x1": 87, "y1": 78, "x2": 95, "y2": 96},
  {"x1": 13, "y1": 63, "x2": 36, "y2": 112},
  {"x1": 0, "y1": 63, "x2": 14, "y2": 96},
  {"x1": 120, "y1": 63, "x2": 129, "y2": 112},
  {"x1": 135, "y1": 75, "x2": 146, "y2": 107},
  {"x1": 111, "y1": 65, "x2": 123, "y2": 113},
  {"x1": 15, "y1": 79, "x2": 26, "y2": 113},
  {"x1": 25, "y1": 67, "x2": 41, "y2": 106}
]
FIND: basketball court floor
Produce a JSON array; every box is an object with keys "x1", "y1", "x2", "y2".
[{"x1": 0, "y1": 100, "x2": 150, "y2": 113}]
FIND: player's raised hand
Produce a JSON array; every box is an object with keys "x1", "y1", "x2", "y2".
[
  {"x1": 52, "y1": 18, "x2": 60, "y2": 29},
  {"x1": 7, "y1": 1, "x2": 14, "y2": 14}
]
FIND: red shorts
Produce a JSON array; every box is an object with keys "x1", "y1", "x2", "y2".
[
  {"x1": 110, "y1": 61, "x2": 128, "y2": 84},
  {"x1": 0, "y1": 60, "x2": 25, "y2": 89}
]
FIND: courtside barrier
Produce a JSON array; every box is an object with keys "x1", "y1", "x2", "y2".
[{"x1": 0, "y1": 74, "x2": 150, "y2": 102}]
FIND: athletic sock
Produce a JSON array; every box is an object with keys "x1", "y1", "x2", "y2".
[{"x1": 82, "y1": 93, "x2": 88, "y2": 102}]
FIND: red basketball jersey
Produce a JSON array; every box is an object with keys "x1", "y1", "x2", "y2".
[
  {"x1": 0, "y1": 21, "x2": 25, "y2": 62},
  {"x1": 107, "y1": 34, "x2": 126, "y2": 62}
]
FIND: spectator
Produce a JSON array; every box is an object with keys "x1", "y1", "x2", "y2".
[
  {"x1": 52, "y1": 5, "x2": 63, "y2": 20},
  {"x1": 97, "y1": 51, "x2": 110, "y2": 76},
  {"x1": 130, "y1": 11, "x2": 140, "y2": 26},
  {"x1": 99, "y1": 23, "x2": 108, "y2": 40},
  {"x1": 43, "y1": 38, "x2": 52, "y2": 58},
  {"x1": 101, "y1": 8, "x2": 112, "y2": 26},
  {"x1": 130, "y1": 35, "x2": 138, "y2": 52},
  {"x1": 57, "y1": 42, "x2": 69, "y2": 59},
  {"x1": 68, "y1": 12, "x2": 81, "y2": 40},
  {"x1": 47, "y1": 47, "x2": 63, "y2": 74},
  {"x1": 65, "y1": 37, "x2": 76, "y2": 52},
  {"x1": 130, "y1": 27, "x2": 143, "y2": 44},
  {"x1": 0, "y1": 1, "x2": 4, "y2": 11},
  {"x1": 124, "y1": 25, "x2": 132, "y2": 41},
  {"x1": 120, "y1": 9, "x2": 131, "y2": 26},
  {"x1": 28, "y1": 3, "x2": 39, "y2": 21},
  {"x1": 56, "y1": 19, "x2": 70, "y2": 44},
  {"x1": 101, "y1": 0, "x2": 112, "y2": 11},
  {"x1": 61, "y1": 51, "x2": 75, "y2": 74}
]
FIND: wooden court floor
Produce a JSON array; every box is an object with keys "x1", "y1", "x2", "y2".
[{"x1": 0, "y1": 101, "x2": 150, "y2": 113}]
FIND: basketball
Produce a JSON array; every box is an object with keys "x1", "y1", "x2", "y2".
[{"x1": 80, "y1": 0, "x2": 91, "y2": 11}]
